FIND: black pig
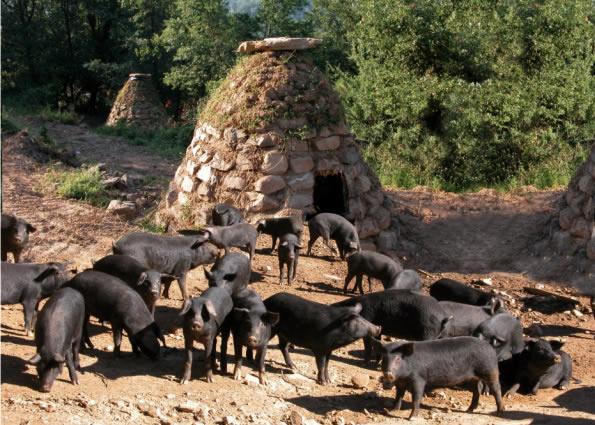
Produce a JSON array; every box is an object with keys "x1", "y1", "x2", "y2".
[
  {"x1": 373, "y1": 337, "x2": 504, "y2": 418},
  {"x1": 92, "y1": 254, "x2": 176, "y2": 316},
  {"x1": 439, "y1": 298, "x2": 505, "y2": 337},
  {"x1": 180, "y1": 223, "x2": 257, "y2": 260},
  {"x1": 278, "y1": 233, "x2": 301, "y2": 285},
  {"x1": 264, "y1": 292, "x2": 381, "y2": 385},
  {"x1": 473, "y1": 313, "x2": 524, "y2": 361},
  {"x1": 255, "y1": 216, "x2": 303, "y2": 251},
  {"x1": 343, "y1": 251, "x2": 403, "y2": 294},
  {"x1": 306, "y1": 213, "x2": 360, "y2": 260},
  {"x1": 112, "y1": 231, "x2": 218, "y2": 300},
  {"x1": 28, "y1": 288, "x2": 84, "y2": 392},
  {"x1": 430, "y1": 278, "x2": 494, "y2": 306},
  {"x1": 1, "y1": 262, "x2": 72, "y2": 335},
  {"x1": 334, "y1": 290, "x2": 452, "y2": 364},
  {"x1": 221, "y1": 288, "x2": 279, "y2": 384},
  {"x1": 1, "y1": 213, "x2": 36, "y2": 262},
  {"x1": 66, "y1": 270, "x2": 164, "y2": 359},
  {"x1": 211, "y1": 203, "x2": 244, "y2": 226},
  {"x1": 204, "y1": 252, "x2": 251, "y2": 296},
  {"x1": 179, "y1": 287, "x2": 233, "y2": 383}
]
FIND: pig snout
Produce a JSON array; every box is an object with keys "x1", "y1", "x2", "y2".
[
  {"x1": 370, "y1": 325, "x2": 382, "y2": 337},
  {"x1": 191, "y1": 322, "x2": 203, "y2": 332},
  {"x1": 39, "y1": 382, "x2": 53, "y2": 393},
  {"x1": 247, "y1": 336, "x2": 258, "y2": 347},
  {"x1": 383, "y1": 371, "x2": 396, "y2": 383}
]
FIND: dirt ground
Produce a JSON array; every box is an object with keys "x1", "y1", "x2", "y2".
[{"x1": 1, "y1": 120, "x2": 594, "y2": 425}]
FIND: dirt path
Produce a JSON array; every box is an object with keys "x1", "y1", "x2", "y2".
[{"x1": 1, "y1": 120, "x2": 594, "y2": 425}]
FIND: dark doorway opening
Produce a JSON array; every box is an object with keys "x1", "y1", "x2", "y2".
[{"x1": 313, "y1": 173, "x2": 347, "y2": 215}]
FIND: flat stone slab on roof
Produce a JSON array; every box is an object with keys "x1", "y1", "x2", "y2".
[{"x1": 237, "y1": 37, "x2": 322, "y2": 53}]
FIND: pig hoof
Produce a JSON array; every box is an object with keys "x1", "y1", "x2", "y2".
[{"x1": 206, "y1": 376, "x2": 214, "y2": 383}]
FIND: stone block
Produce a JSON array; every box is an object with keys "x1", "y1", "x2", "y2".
[
  {"x1": 355, "y1": 175, "x2": 372, "y2": 193},
  {"x1": 181, "y1": 176, "x2": 195, "y2": 193},
  {"x1": 288, "y1": 139, "x2": 309, "y2": 152},
  {"x1": 317, "y1": 158, "x2": 341, "y2": 173},
  {"x1": 186, "y1": 160, "x2": 198, "y2": 176},
  {"x1": 107, "y1": 200, "x2": 137, "y2": 220},
  {"x1": 210, "y1": 153, "x2": 235, "y2": 171},
  {"x1": 237, "y1": 154, "x2": 255, "y2": 171},
  {"x1": 287, "y1": 173, "x2": 314, "y2": 191},
  {"x1": 373, "y1": 207, "x2": 392, "y2": 230},
  {"x1": 262, "y1": 151, "x2": 288, "y2": 175},
  {"x1": 377, "y1": 230, "x2": 398, "y2": 252},
  {"x1": 315, "y1": 136, "x2": 341, "y2": 151},
  {"x1": 290, "y1": 156, "x2": 314, "y2": 173},
  {"x1": 578, "y1": 175, "x2": 594, "y2": 194},
  {"x1": 197, "y1": 165, "x2": 213, "y2": 182},
  {"x1": 558, "y1": 207, "x2": 578, "y2": 230},
  {"x1": 247, "y1": 192, "x2": 280, "y2": 212},
  {"x1": 570, "y1": 217, "x2": 593, "y2": 240},
  {"x1": 177, "y1": 192, "x2": 189, "y2": 206},
  {"x1": 223, "y1": 175, "x2": 246, "y2": 191},
  {"x1": 339, "y1": 146, "x2": 359, "y2": 165},
  {"x1": 255, "y1": 175, "x2": 286, "y2": 194},
  {"x1": 166, "y1": 190, "x2": 178, "y2": 208},
  {"x1": 357, "y1": 217, "x2": 380, "y2": 239}
]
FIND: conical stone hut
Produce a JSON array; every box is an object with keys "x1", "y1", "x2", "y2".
[
  {"x1": 106, "y1": 73, "x2": 168, "y2": 129},
  {"x1": 549, "y1": 143, "x2": 595, "y2": 268},
  {"x1": 157, "y1": 38, "x2": 399, "y2": 252}
]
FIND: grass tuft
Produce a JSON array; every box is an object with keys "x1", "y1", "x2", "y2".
[{"x1": 41, "y1": 165, "x2": 110, "y2": 206}]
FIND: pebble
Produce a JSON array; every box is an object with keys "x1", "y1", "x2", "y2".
[
  {"x1": 223, "y1": 415, "x2": 239, "y2": 425},
  {"x1": 288, "y1": 410, "x2": 303, "y2": 425},
  {"x1": 166, "y1": 393, "x2": 176, "y2": 400},
  {"x1": 351, "y1": 374, "x2": 369, "y2": 389},
  {"x1": 572, "y1": 309, "x2": 584, "y2": 318}
]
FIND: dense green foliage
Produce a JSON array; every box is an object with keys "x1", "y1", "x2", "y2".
[
  {"x1": 42, "y1": 166, "x2": 110, "y2": 206},
  {"x1": 2, "y1": 0, "x2": 594, "y2": 190}
]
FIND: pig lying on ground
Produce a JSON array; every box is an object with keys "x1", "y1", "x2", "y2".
[
  {"x1": 66, "y1": 270, "x2": 164, "y2": 359},
  {"x1": 28, "y1": 287, "x2": 85, "y2": 392},
  {"x1": 211, "y1": 203, "x2": 244, "y2": 226},
  {"x1": 264, "y1": 292, "x2": 381, "y2": 384},
  {"x1": 256, "y1": 216, "x2": 303, "y2": 251},
  {"x1": 373, "y1": 337, "x2": 504, "y2": 419},
  {"x1": 179, "y1": 287, "x2": 233, "y2": 384},
  {"x1": 306, "y1": 213, "x2": 360, "y2": 260},
  {"x1": 277, "y1": 233, "x2": 301, "y2": 285},
  {"x1": 112, "y1": 231, "x2": 218, "y2": 300},
  {"x1": 502, "y1": 339, "x2": 574, "y2": 396},
  {"x1": 439, "y1": 298, "x2": 505, "y2": 337},
  {"x1": 1, "y1": 213, "x2": 36, "y2": 262},
  {"x1": 205, "y1": 252, "x2": 251, "y2": 296},
  {"x1": 334, "y1": 290, "x2": 452, "y2": 364},
  {"x1": 221, "y1": 288, "x2": 279, "y2": 384},
  {"x1": 473, "y1": 313, "x2": 524, "y2": 361},
  {"x1": 180, "y1": 223, "x2": 257, "y2": 260},
  {"x1": 1, "y1": 262, "x2": 72, "y2": 335},
  {"x1": 92, "y1": 254, "x2": 176, "y2": 316},
  {"x1": 430, "y1": 278, "x2": 494, "y2": 306}
]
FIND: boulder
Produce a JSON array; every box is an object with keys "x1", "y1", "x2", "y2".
[
  {"x1": 377, "y1": 230, "x2": 398, "y2": 251},
  {"x1": 315, "y1": 136, "x2": 340, "y2": 151},
  {"x1": 248, "y1": 192, "x2": 280, "y2": 212},
  {"x1": 290, "y1": 156, "x2": 314, "y2": 173},
  {"x1": 107, "y1": 200, "x2": 136, "y2": 220},
  {"x1": 210, "y1": 154, "x2": 235, "y2": 171},
  {"x1": 559, "y1": 207, "x2": 578, "y2": 230},
  {"x1": 223, "y1": 175, "x2": 246, "y2": 191},
  {"x1": 317, "y1": 158, "x2": 341, "y2": 173},
  {"x1": 570, "y1": 218, "x2": 593, "y2": 240},
  {"x1": 578, "y1": 175, "x2": 594, "y2": 194},
  {"x1": 357, "y1": 218, "x2": 380, "y2": 239},
  {"x1": 262, "y1": 151, "x2": 288, "y2": 175},
  {"x1": 287, "y1": 192, "x2": 313, "y2": 209},
  {"x1": 181, "y1": 176, "x2": 195, "y2": 193},
  {"x1": 287, "y1": 173, "x2": 314, "y2": 191},
  {"x1": 197, "y1": 165, "x2": 213, "y2": 182}
]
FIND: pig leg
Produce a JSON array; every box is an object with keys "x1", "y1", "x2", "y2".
[
  {"x1": 1, "y1": 250, "x2": 6, "y2": 261},
  {"x1": 368, "y1": 276, "x2": 373, "y2": 293},
  {"x1": 468, "y1": 380, "x2": 481, "y2": 412},
  {"x1": 180, "y1": 333, "x2": 193, "y2": 384},
  {"x1": 203, "y1": 336, "x2": 215, "y2": 383},
  {"x1": 256, "y1": 347, "x2": 267, "y2": 385},
  {"x1": 355, "y1": 274, "x2": 364, "y2": 295},
  {"x1": 278, "y1": 336, "x2": 296, "y2": 370},
  {"x1": 343, "y1": 272, "x2": 355, "y2": 294},
  {"x1": 363, "y1": 336, "x2": 372, "y2": 365},
  {"x1": 271, "y1": 236, "x2": 277, "y2": 252},
  {"x1": 322, "y1": 237, "x2": 338, "y2": 257},
  {"x1": 65, "y1": 350, "x2": 79, "y2": 385},
  {"x1": 293, "y1": 255, "x2": 298, "y2": 279},
  {"x1": 409, "y1": 380, "x2": 425, "y2": 418},
  {"x1": 112, "y1": 323, "x2": 124, "y2": 357},
  {"x1": 177, "y1": 274, "x2": 188, "y2": 300},
  {"x1": 393, "y1": 382, "x2": 407, "y2": 410},
  {"x1": 82, "y1": 314, "x2": 94, "y2": 349},
  {"x1": 287, "y1": 258, "x2": 294, "y2": 286},
  {"x1": 306, "y1": 235, "x2": 318, "y2": 256},
  {"x1": 324, "y1": 353, "x2": 332, "y2": 384},
  {"x1": 232, "y1": 333, "x2": 244, "y2": 380},
  {"x1": 315, "y1": 354, "x2": 328, "y2": 385},
  {"x1": 220, "y1": 327, "x2": 230, "y2": 375},
  {"x1": 162, "y1": 281, "x2": 172, "y2": 299},
  {"x1": 486, "y1": 374, "x2": 504, "y2": 413},
  {"x1": 278, "y1": 257, "x2": 285, "y2": 285},
  {"x1": 22, "y1": 299, "x2": 37, "y2": 336},
  {"x1": 504, "y1": 382, "x2": 520, "y2": 397},
  {"x1": 72, "y1": 338, "x2": 82, "y2": 372},
  {"x1": 249, "y1": 241, "x2": 255, "y2": 260},
  {"x1": 13, "y1": 248, "x2": 22, "y2": 263}
]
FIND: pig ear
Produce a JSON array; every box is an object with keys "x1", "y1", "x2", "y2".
[
  {"x1": 262, "y1": 311, "x2": 280, "y2": 326},
  {"x1": 488, "y1": 298, "x2": 503, "y2": 315},
  {"x1": 26, "y1": 223, "x2": 37, "y2": 232},
  {"x1": 179, "y1": 299, "x2": 192, "y2": 316},
  {"x1": 295, "y1": 243, "x2": 303, "y2": 249},
  {"x1": 491, "y1": 336, "x2": 506, "y2": 347},
  {"x1": 398, "y1": 343, "x2": 414, "y2": 357},
  {"x1": 177, "y1": 229, "x2": 203, "y2": 236},
  {"x1": 548, "y1": 340, "x2": 564, "y2": 351},
  {"x1": 371, "y1": 337, "x2": 385, "y2": 353},
  {"x1": 281, "y1": 241, "x2": 289, "y2": 247},
  {"x1": 137, "y1": 272, "x2": 148, "y2": 286},
  {"x1": 224, "y1": 273, "x2": 237, "y2": 282},
  {"x1": 438, "y1": 316, "x2": 453, "y2": 337},
  {"x1": 233, "y1": 307, "x2": 250, "y2": 320},
  {"x1": 27, "y1": 353, "x2": 41, "y2": 365},
  {"x1": 204, "y1": 300, "x2": 218, "y2": 321},
  {"x1": 53, "y1": 353, "x2": 65, "y2": 363},
  {"x1": 191, "y1": 239, "x2": 206, "y2": 249},
  {"x1": 350, "y1": 303, "x2": 363, "y2": 315},
  {"x1": 34, "y1": 265, "x2": 60, "y2": 282},
  {"x1": 204, "y1": 269, "x2": 213, "y2": 280},
  {"x1": 160, "y1": 274, "x2": 176, "y2": 284}
]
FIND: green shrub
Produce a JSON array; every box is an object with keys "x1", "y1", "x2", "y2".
[
  {"x1": 1, "y1": 116, "x2": 20, "y2": 134},
  {"x1": 137, "y1": 216, "x2": 167, "y2": 233},
  {"x1": 42, "y1": 166, "x2": 109, "y2": 206},
  {"x1": 95, "y1": 123, "x2": 193, "y2": 158},
  {"x1": 40, "y1": 107, "x2": 80, "y2": 125}
]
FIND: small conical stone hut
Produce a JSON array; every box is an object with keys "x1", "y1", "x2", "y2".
[
  {"x1": 158, "y1": 38, "x2": 398, "y2": 252},
  {"x1": 106, "y1": 73, "x2": 167, "y2": 129},
  {"x1": 550, "y1": 143, "x2": 595, "y2": 267}
]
